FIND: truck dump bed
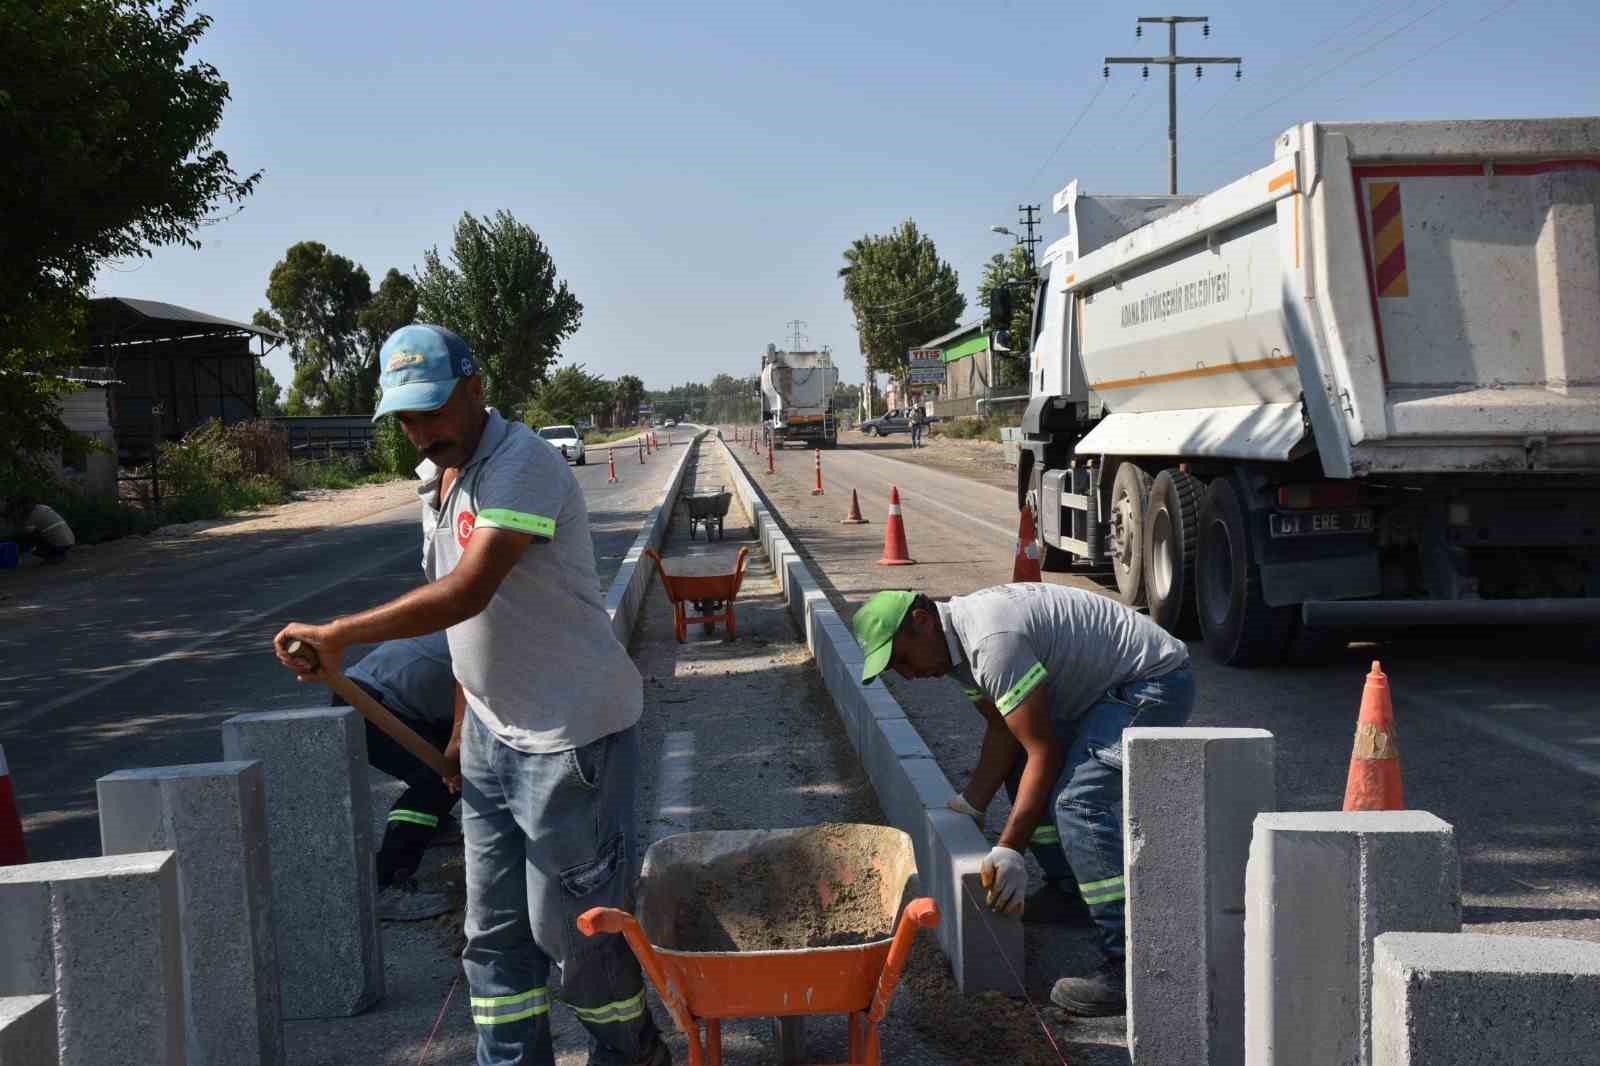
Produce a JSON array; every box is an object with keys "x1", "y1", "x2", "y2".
[{"x1": 1057, "y1": 118, "x2": 1600, "y2": 476}]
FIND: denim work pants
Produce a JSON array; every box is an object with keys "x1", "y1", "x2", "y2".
[
  {"x1": 1003, "y1": 665, "x2": 1196, "y2": 961},
  {"x1": 460, "y1": 712, "x2": 666, "y2": 1066}
]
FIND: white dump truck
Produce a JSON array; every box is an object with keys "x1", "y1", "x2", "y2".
[
  {"x1": 761, "y1": 345, "x2": 839, "y2": 448},
  {"x1": 1016, "y1": 117, "x2": 1600, "y2": 666}
]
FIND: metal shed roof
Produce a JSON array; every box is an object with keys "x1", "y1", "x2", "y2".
[{"x1": 89, "y1": 297, "x2": 286, "y2": 346}]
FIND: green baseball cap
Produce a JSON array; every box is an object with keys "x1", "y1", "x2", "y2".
[{"x1": 852, "y1": 590, "x2": 917, "y2": 684}]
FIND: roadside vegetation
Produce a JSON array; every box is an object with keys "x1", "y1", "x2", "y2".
[{"x1": 929, "y1": 415, "x2": 1019, "y2": 444}]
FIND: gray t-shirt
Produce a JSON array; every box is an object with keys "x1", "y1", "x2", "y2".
[
  {"x1": 939, "y1": 583, "x2": 1188, "y2": 724},
  {"x1": 418, "y1": 409, "x2": 642, "y2": 753},
  {"x1": 346, "y1": 632, "x2": 455, "y2": 728}
]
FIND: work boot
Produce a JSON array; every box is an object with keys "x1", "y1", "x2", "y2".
[
  {"x1": 1023, "y1": 882, "x2": 1093, "y2": 926},
  {"x1": 376, "y1": 878, "x2": 452, "y2": 922},
  {"x1": 1050, "y1": 957, "x2": 1126, "y2": 1017}
]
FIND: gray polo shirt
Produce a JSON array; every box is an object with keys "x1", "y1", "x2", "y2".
[
  {"x1": 417, "y1": 409, "x2": 641, "y2": 753},
  {"x1": 938, "y1": 583, "x2": 1188, "y2": 724},
  {"x1": 346, "y1": 632, "x2": 455, "y2": 728}
]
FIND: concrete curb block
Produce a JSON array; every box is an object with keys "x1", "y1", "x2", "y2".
[
  {"x1": 0, "y1": 994, "x2": 57, "y2": 1065},
  {"x1": 712, "y1": 434, "x2": 1022, "y2": 994},
  {"x1": 605, "y1": 431, "x2": 708, "y2": 646}
]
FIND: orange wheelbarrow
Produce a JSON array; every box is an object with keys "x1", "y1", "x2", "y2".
[
  {"x1": 578, "y1": 825, "x2": 939, "y2": 1066},
  {"x1": 643, "y1": 546, "x2": 750, "y2": 642}
]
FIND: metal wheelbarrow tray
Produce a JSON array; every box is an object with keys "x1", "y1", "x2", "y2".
[
  {"x1": 682, "y1": 487, "x2": 734, "y2": 540},
  {"x1": 578, "y1": 824, "x2": 939, "y2": 1066},
  {"x1": 643, "y1": 546, "x2": 750, "y2": 642}
]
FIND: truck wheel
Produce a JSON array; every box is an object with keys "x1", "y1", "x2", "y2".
[
  {"x1": 1197, "y1": 477, "x2": 1294, "y2": 666},
  {"x1": 1144, "y1": 469, "x2": 1202, "y2": 635},
  {"x1": 1109, "y1": 463, "x2": 1153, "y2": 607}
]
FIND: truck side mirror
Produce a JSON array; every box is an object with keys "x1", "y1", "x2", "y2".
[{"x1": 989, "y1": 285, "x2": 1013, "y2": 327}]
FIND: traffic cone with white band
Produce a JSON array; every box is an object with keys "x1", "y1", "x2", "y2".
[
  {"x1": 1013, "y1": 502, "x2": 1042, "y2": 582},
  {"x1": 878, "y1": 486, "x2": 916, "y2": 566},
  {"x1": 608, "y1": 448, "x2": 617, "y2": 483},
  {"x1": 1342, "y1": 661, "x2": 1404, "y2": 811}
]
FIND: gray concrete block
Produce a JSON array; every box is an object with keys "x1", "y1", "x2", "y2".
[
  {"x1": 1124, "y1": 727, "x2": 1275, "y2": 1066},
  {"x1": 0, "y1": 852, "x2": 183, "y2": 1065},
  {"x1": 1245, "y1": 811, "x2": 1460, "y2": 1066},
  {"x1": 1371, "y1": 932, "x2": 1600, "y2": 1066},
  {"x1": 221, "y1": 709, "x2": 383, "y2": 1019},
  {"x1": 927, "y1": 809, "x2": 1023, "y2": 995},
  {"x1": 0, "y1": 995, "x2": 56, "y2": 1066},
  {"x1": 98, "y1": 762, "x2": 283, "y2": 1065}
]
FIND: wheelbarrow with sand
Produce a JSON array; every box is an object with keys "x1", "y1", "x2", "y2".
[
  {"x1": 642, "y1": 546, "x2": 750, "y2": 642},
  {"x1": 578, "y1": 824, "x2": 939, "y2": 1066}
]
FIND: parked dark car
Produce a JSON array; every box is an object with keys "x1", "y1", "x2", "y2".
[{"x1": 860, "y1": 410, "x2": 912, "y2": 436}]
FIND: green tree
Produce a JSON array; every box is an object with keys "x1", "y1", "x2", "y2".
[
  {"x1": 255, "y1": 363, "x2": 283, "y2": 416},
  {"x1": 610, "y1": 374, "x2": 645, "y2": 426},
  {"x1": 2, "y1": 0, "x2": 257, "y2": 482},
  {"x1": 357, "y1": 268, "x2": 418, "y2": 410},
  {"x1": 260, "y1": 242, "x2": 373, "y2": 414},
  {"x1": 977, "y1": 246, "x2": 1036, "y2": 391},
  {"x1": 832, "y1": 381, "x2": 862, "y2": 415},
  {"x1": 416, "y1": 210, "x2": 583, "y2": 413},
  {"x1": 521, "y1": 364, "x2": 611, "y2": 427},
  {"x1": 839, "y1": 220, "x2": 964, "y2": 386}
]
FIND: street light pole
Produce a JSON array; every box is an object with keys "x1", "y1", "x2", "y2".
[{"x1": 1105, "y1": 15, "x2": 1242, "y2": 194}]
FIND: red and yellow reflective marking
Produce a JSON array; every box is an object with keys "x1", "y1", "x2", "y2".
[{"x1": 1369, "y1": 181, "x2": 1409, "y2": 298}]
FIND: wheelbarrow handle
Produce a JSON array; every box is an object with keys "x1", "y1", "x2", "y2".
[
  {"x1": 866, "y1": 897, "x2": 940, "y2": 1026},
  {"x1": 578, "y1": 907, "x2": 700, "y2": 1051}
]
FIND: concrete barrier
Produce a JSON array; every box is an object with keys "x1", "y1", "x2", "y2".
[
  {"x1": 714, "y1": 435, "x2": 1021, "y2": 994},
  {"x1": 221, "y1": 708, "x2": 383, "y2": 1019},
  {"x1": 98, "y1": 762, "x2": 283, "y2": 1065},
  {"x1": 1372, "y1": 932, "x2": 1600, "y2": 1065},
  {"x1": 1244, "y1": 811, "x2": 1460, "y2": 1066},
  {"x1": 0, "y1": 852, "x2": 183, "y2": 1065},
  {"x1": 1124, "y1": 727, "x2": 1276, "y2": 1066},
  {"x1": 605, "y1": 430, "x2": 706, "y2": 646},
  {"x1": 0, "y1": 995, "x2": 57, "y2": 1065}
]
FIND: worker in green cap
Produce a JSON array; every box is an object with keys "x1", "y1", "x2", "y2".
[{"x1": 850, "y1": 582, "x2": 1194, "y2": 1016}]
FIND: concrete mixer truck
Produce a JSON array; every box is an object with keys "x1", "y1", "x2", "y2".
[{"x1": 1015, "y1": 117, "x2": 1600, "y2": 666}]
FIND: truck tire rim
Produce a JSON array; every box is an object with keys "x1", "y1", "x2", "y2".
[
  {"x1": 1111, "y1": 495, "x2": 1138, "y2": 569},
  {"x1": 1202, "y1": 516, "x2": 1235, "y2": 630},
  {"x1": 1150, "y1": 508, "x2": 1175, "y2": 600}
]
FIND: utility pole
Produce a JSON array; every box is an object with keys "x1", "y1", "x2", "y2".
[
  {"x1": 1105, "y1": 15, "x2": 1242, "y2": 193},
  {"x1": 1016, "y1": 204, "x2": 1041, "y2": 276},
  {"x1": 786, "y1": 319, "x2": 809, "y2": 352}
]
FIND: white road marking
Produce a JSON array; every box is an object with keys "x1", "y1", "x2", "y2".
[
  {"x1": 1419, "y1": 697, "x2": 1600, "y2": 783},
  {"x1": 654, "y1": 729, "x2": 697, "y2": 830},
  {"x1": 8, "y1": 542, "x2": 420, "y2": 730}
]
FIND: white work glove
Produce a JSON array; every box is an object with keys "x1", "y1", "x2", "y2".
[
  {"x1": 980, "y1": 846, "x2": 1026, "y2": 915},
  {"x1": 945, "y1": 793, "x2": 985, "y2": 827}
]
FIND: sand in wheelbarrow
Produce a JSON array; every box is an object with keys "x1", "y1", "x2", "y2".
[{"x1": 661, "y1": 823, "x2": 903, "y2": 952}]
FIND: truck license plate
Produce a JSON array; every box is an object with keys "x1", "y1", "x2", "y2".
[{"x1": 1269, "y1": 509, "x2": 1373, "y2": 538}]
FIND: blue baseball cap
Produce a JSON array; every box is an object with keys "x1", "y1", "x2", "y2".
[{"x1": 372, "y1": 324, "x2": 478, "y2": 422}]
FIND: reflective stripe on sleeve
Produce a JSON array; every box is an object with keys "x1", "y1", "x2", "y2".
[
  {"x1": 476, "y1": 508, "x2": 556, "y2": 538},
  {"x1": 1078, "y1": 874, "x2": 1125, "y2": 906},
  {"x1": 471, "y1": 987, "x2": 550, "y2": 1026},
  {"x1": 962, "y1": 687, "x2": 985, "y2": 705},
  {"x1": 1030, "y1": 824, "x2": 1060, "y2": 846},
  {"x1": 567, "y1": 990, "x2": 646, "y2": 1026},
  {"x1": 387, "y1": 809, "x2": 440, "y2": 829},
  {"x1": 995, "y1": 662, "x2": 1047, "y2": 715}
]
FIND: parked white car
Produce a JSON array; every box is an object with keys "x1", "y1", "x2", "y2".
[{"x1": 538, "y1": 424, "x2": 586, "y2": 465}]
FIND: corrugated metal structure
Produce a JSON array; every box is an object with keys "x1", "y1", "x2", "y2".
[{"x1": 88, "y1": 297, "x2": 285, "y2": 464}]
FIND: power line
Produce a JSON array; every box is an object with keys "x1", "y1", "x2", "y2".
[{"x1": 1015, "y1": 78, "x2": 1109, "y2": 205}]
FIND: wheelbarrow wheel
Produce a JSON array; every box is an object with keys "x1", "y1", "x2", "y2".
[{"x1": 773, "y1": 1017, "x2": 807, "y2": 1065}]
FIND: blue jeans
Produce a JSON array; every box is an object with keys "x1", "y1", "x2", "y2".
[
  {"x1": 1004, "y1": 665, "x2": 1195, "y2": 961},
  {"x1": 460, "y1": 712, "x2": 667, "y2": 1066}
]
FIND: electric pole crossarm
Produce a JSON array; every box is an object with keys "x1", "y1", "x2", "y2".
[{"x1": 1105, "y1": 56, "x2": 1240, "y2": 65}]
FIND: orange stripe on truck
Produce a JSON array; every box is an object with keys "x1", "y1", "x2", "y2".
[
  {"x1": 1091, "y1": 354, "x2": 1297, "y2": 392},
  {"x1": 1268, "y1": 168, "x2": 1296, "y2": 193}
]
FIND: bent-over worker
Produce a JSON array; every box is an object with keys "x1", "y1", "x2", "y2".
[
  {"x1": 275, "y1": 324, "x2": 668, "y2": 1066},
  {"x1": 850, "y1": 582, "x2": 1194, "y2": 1016}
]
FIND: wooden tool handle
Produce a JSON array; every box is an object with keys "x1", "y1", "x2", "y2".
[{"x1": 287, "y1": 640, "x2": 453, "y2": 779}]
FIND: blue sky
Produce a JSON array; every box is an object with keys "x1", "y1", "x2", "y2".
[{"x1": 91, "y1": 0, "x2": 1595, "y2": 393}]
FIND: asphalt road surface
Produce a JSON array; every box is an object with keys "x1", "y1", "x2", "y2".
[
  {"x1": 0, "y1": 432, "x2": 695, "y2": 863},
  {"x1": 734, "y1": 430, "x2": 1600, "y2": 946}
]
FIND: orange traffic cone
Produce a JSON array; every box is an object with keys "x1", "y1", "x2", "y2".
[
  {"x1": 811, "y1": 449, "x2": 825, "y2": 496},
  {"x1": 840, "y1": 488, "x2": 869, "y2": 524},
  {"x1": 607, "y1": 448, "x2": 617, "y2": 483},
  {"x1": 1013, "y1": 503, "x2": 1042, "y2": 582},
  {"x1": 0, "y1": 744, "x2": 26, "y2": 866},
  {"x1": 1342, "y1": 661, "x2": 1404, "y2": 811},
  {"x1": 878, "y1": 486, "x2": 916, "y2": 566}
]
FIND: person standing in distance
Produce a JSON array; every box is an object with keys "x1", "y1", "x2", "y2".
[
  {"x1": 273, "y1": 324, "x2": 669, "y2": 1066},
  {"x1": 850, "y1": 582, "x2": 1194, "y2": 1016}
]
